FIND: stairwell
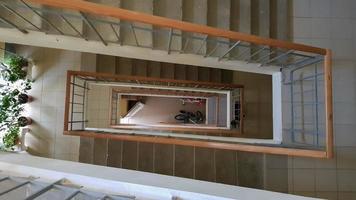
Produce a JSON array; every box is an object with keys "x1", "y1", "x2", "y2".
[{"x1": 74, "y1": 0, "x2": 290, "y2": 189}]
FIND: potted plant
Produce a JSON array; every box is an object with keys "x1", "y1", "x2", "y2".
[
  {"x1": 1, "y1": 55, "x2": 28, "y2": 83},
  {"x1": 2, "y1": 125, "x2": 20, "y2": 150},
  {"x1": 18, "y1": 116, "x2": 32, "y2": 127},
  {"x1": 18, "y1": 93, "x2": 32, "y2": 104}
]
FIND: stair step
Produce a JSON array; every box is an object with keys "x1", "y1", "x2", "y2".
[
  {"x1": 185, "y1": 65, "x2": 199, "y2": 81},
  {"x1": 96, "y1": 54, "x2": 116, "y2": 73},
  {"x1": 153, "y1": 0, "x2": 183, "y2": 51},
  {"x1": 182, "y1": 0, "x2": 208, "y2": 54},
  {"x1": 198, "y1": 67, "x2": 210, "y2": 81},
  {"x1": 160, "y1": 62, "x2": 175, "y2": 79},
  {"x1": 93, "y1": 138, "x2": 108, "y2": 166},
  {"x1": 115, "y1": 57, "x2": 133, "y2": 75},
  {"x1": 138, "y1": 142, "x2": 154, "y2": 172},
  {"x1": 230, "y1": 0, "x2": 252, "y2": 58},
  {"x1": 83, "y1": 0, "x2": 120, "y2": 43},
  {"x1": 210, "y1": 68, "x2": 222, "y2": 83},
  {"x1": 107, "y1": 139, "x2": 122, "y2": 168},
  {"x1": 174, "y1": 145, "x2": 194, "y2": 178},
  {"x1": 206, "y1": 0, "x2": 230, "y2": 57},
  {"x1": 174, "y1": 64, "x2": 187, "y2": 80},
  {"x1": 132, "y1": 59, "x2": 148, "y2": 76},
  {"x1": 194, "y1": 147, "x2": 215, "y2": 182},
  {"x1": 215, "y1": 149, "x2": 237, "y2": 185},
  {"x1": 78, "y1": 137, "x2": 94, "y2": 164},
  {"x1": 154, "y1": 144, "x2": 174, "y2": 175},
  {"x1": 147, "y1": 61, "x2": 161, "y2": 78},
  {"x1": 251, "y1": 0, "x2": 270, "y2": 60},
  {"x1": 121, "y1": 0, "x2": 153, "y2": 47},
  {"x1": 122, "y1": 141, "x2": 138, "y2": 170},
  {"x1": 237, "y1": 152, "x2": 264, "y2": 189}
]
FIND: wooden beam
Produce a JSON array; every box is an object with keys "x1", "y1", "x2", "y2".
[
  {"x1": 324, "y1": 49, "x2": 334, "y2": 158},
  {"x1": 64, "y1": 130, "x2": 328, "y2": 158},
  {"x1": 26, "y1": 0, "x2": 326, "y2": 55},
  {"x1": 70, "y1": 70, "x2": 244, "y2": 89},
  {"x1": 112, "y1": 88, "x2": 218, "y2": 97}
]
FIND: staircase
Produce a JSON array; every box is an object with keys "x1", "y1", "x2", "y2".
[
  {"x1": 0, "y1": 0, "x2": 290, "y2": 190},
  {"x1": 73, "y1": 0, "x2": 290, "y2": 189}
]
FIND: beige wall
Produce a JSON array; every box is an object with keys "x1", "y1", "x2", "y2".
[{"x1": 14, "y1": 45, "x2": 82, "y2": 161}]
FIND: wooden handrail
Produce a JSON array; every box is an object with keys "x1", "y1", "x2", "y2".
[
  {"x1": 26, "y1": 0, "x2": 326, "y2": 55},
  {"x1": 324, "y1": 49, "x2": 333, "y2": 158}
]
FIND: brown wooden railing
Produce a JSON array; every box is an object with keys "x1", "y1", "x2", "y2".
[{"x1": 23, "y1": 0, "x2": 333, "y2": 158}]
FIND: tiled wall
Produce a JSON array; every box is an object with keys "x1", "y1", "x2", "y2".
[
  {"x1": 288, "y1": 0, "x2": 356, "y2": 199},
  {"x1": 15, "y1": 45, "x2": 82, "y2": 161}
]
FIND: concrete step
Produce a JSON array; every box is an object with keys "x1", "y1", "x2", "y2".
[
  {"x1": 198, "y1": 67, "x2": 210, "y2": 82},
  {"x1": 93, "y1": 138, "x2": 108, "y2": 166},
  {"x1": 122, "y1": 141, "x2": 138, "y2": 170},
  {"x1": 194, "y1": 147, "x2": 215, "y2": 182},
  {"x1": 182, "y1": 0, "x2": 207, "y2": 54},
  {"x1": 251, "y1": 0, "x2": 270, "y2": 60},
  {"x1": 138, "y1": 142, "x2": 154, "y2": 172},
  {"x1": 231, "y1": 0, "x2": 252, "y2": 58},
  {"x1": 147, "y1": 61, "x2": 161, "y2": 78},
  {"x1": 83, "y1": 0, "x2": 121, "y2": 42},
  {"x1": 160, "y1": 62, "x2": 175, "y2": 79},
  {"x1": 132, "y1": 59, "x2": 148, "y2": 76},
  {"x1": 107, "y1": 139, "x2": 122, "y2": 168},
  {"x1": 153, "y1": 0, "x2": 183, "y2": 51},
  {"x1": 154, "y1": 144, "x2": 174, "y2": 175},
  {"x1": 185, "y1": 65, "x2": 199, "y2": 81},
  {"x1": 78, "y1": 137, "x2": 94, "y2": 164},
  {"x1": 174, "y1": 145, "x2": 194, "y2": 178},
  {"x1": 174, "y1": 64, "x2": 187, "y2": 80},
  {"x1": 1, "y1": 1, "x2": 43, "y2": 32},
  {"x1": 237, "y1": 152, "x2": 264, "y2": 189},
  {"x1": 210, "y1": 68, "x2": 222, "y2": 83},
  {"x1": 96, "y1": 54, "x2": 116, "y2": 73},
  {"x1": 206, "y1": 0, "x2": 230, "y2": 57},
  {"x1": 120, "y1": 0, "x2": 153, "y2": 47},
  {"x1": 115, "y1": 57, "x2": 133, "y2": 75}
]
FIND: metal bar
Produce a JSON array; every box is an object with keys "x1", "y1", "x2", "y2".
[
  {"x1": 110, "y1": 23, "x2": 121, "y2": 43},
  {"x1": 290, "y1": 71, "x2": 295, "y2": 143},
  {"x1": 74, "y1": 93, "x2": 84, "y2": 97},
  {"x1": 130, "y1": 23, "x2": 139, "y2": 46},
  {"x1": 181, "y1": 37, "x2": 190, "y2": 53},
  {"x1": 0, "y1": 176, "x2": 9, "y2": 182},
  {"x1": 254, "y1": 50, "x2": 275, "y2": 64},
  {"x1": 0, "y1": 181, "x2": 30, "y2": 196},
  {"x1": 73, "y1": 111, "x2": 84, "y2": 113},
  {"x1": 60, "y1": 15, "x2": 86, "y2": 39},
  {"x1": 0, "y1": 15, "x2": 28, "y2": 34},
  {"x1": 68, "y1": 120, "x2": 88, "y2": 123},
  {"x1": 261, "y1": 50, "x2": 294, "y2": 66},
  {"x1": 167, "y1": 28, "x2": 173, "y2": 54},
  {"x1": 25, "y1": 179, "x2": 63, "y2": 200},
  {"x1": 290, "y1": 56, "x2": 324, "y2": 71},
  {"x1": 82, "y1": 81, "x2": 86, "y2": 130},
  {"x1": 70, "y1": 82, "x2": 89, "y2": 89},
  {"x1": 195, "y1": 35, "x2": 208, "y2": 54},
  {"x1": 81, "y1": 12, "x2": 107, "y2": 46},
  {"x1": 64, "y1": 190, "x2": 81, "y2": 200},
  {"x1": 70, "y1": 76, "x2": 75, "y2": 131},
  {"x1": 205, "y1": 43, "x2": 219, "y2": 57},
  {"x1": 20, "y1": 0, "x2": 64, "y2": 35},
  {"x1": 70, "y1": 102, "x2": 84, "y2": 105},
  {"x1": 245, "y1": 46, "x2": 267, "y2": 62},
  {"x1": 314, "y1": 64, "x2": 319, "y2": 146},
  {"x1": 2, "y1": 4, "x2": 41, "y2": 31},
  {"x1": 218, "y1": 41, "x2": 241, "y2": 61}
]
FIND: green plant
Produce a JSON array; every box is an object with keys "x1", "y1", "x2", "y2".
[
  {"x1": 2, "y1": 125, "x2": 20, "y2": 150},
  {"x1": 1, "y1": 55, "x2": 28, "y2": 83}
]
